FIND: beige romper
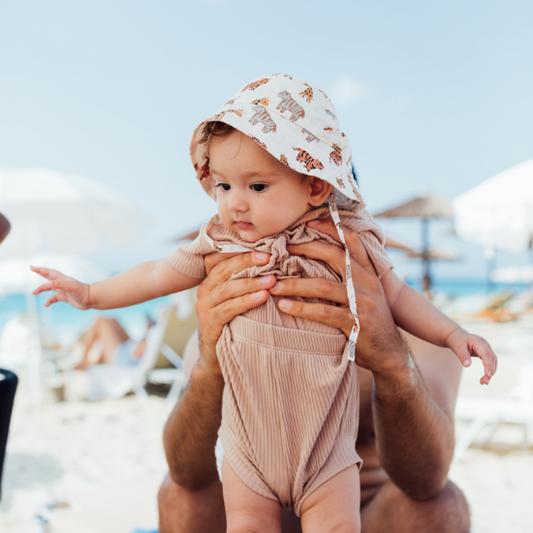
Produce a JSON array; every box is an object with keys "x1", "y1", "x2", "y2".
[{"x1": 166, "y1": 207, "x2": 392, "y2": 516}]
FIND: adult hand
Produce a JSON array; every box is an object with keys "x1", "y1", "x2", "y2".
[
  {"x1": 270, "y1": 219, "x2": 410, "y2": 378},
  {"x1": 31, "y1": 266, "x2": 91, "y2": 310},
  {"x1": 196, "y1": 251, "x2": 276, "y2": 371}
]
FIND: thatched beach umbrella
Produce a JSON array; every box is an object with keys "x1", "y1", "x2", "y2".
[{"x1": 374, "y1": 195, "x2": 454, "y2": 291}]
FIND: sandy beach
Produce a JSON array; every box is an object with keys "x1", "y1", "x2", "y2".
[{"x1": 1, "y1": 315, "x2": 532, "y2": 533}]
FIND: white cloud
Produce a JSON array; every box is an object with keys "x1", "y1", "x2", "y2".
[{"x1": 328, "y1": 77, "x2": 366, "y2": 108}]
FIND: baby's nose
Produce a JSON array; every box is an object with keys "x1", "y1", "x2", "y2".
[{"x1": 228, "y1": 191, "x2": 248, "y2": 212}]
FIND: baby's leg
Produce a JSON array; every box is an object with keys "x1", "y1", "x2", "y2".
[
  {"x1": 222, "y1": 458, "x2": 282, "y2": 533},
  {"x1": 299, "y1": 465, "x2": 361, "y2": 533}
]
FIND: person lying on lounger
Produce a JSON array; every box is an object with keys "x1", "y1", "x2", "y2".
[{"x1": 74, "y1": 315, "x2": 154, "y2": 370}]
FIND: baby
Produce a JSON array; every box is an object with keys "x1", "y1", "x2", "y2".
[{"x1": 33, "y1": 74, "x2": 496, "y2": 532}]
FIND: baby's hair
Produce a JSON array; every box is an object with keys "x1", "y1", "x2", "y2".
[{"x1": 206, "y1": 121, "x2": 234, "y2": 138}]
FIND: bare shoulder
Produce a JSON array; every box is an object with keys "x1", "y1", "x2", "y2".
[{"x1": 402, "y1": 330, "x2": 463, "y2": 417}]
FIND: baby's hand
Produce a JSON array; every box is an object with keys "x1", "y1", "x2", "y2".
[
  {"x1": 445, "y1": 327, "x2": 497, "y2": 385},
  {"x1": 31, "y1": 266, "x2": 91, "y2": 310}
]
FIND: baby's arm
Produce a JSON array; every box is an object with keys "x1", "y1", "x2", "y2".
[
  {"x1": 380, "y1": 270, "x2": 497, "y2": 384},
  {"x1": 32, "y1": 259, "x2": 201, "y2": 310}
]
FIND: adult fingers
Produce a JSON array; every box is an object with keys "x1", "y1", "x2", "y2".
[
  {"x1": 287, "y1": 241, "x2": 346, "y2": 279},
  {"x1": 276, "y1": 298, "x2": 354, "y2": 338},
  {"x1": 202, "y1": 252, "x2": 271, "y2": 292},
  {"x1": 202, "y1": 274, "x2": 277, "y2": 309},
  {"x1": 196, "y1": 289, "x2": 270, "y2": 349},
  {"x1": 269, "y1": 277, "x2": 348, "y2": 306},
  {"x1": 212, "y1": 291, "x2": 270, "y2": 325},
  {"x1": 306, "y1": 219, "x2": 376, "y2": 273},
  {"x1": 204, "y1": 252, "x2": 241, "y2": 275}
]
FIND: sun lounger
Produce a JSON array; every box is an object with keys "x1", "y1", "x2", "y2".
[
  {"x1": 85, "y1": 293, "x2": 197, "y2": 402},
  {"x1": 44, "y1": 475, "x2": 161, "y2": 533},
  {"x1": 454, "y1": 364, "x2": 533, "y2": 458},
  {"x1": 475, "y1": 292, "x2": 519, "y2": 322}
]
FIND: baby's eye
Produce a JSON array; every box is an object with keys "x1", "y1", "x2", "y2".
[
  {"x1": 250, "y1": 183, "x2": 268, "y2": 192},
  {"x1": 216, "y1": 183, "x2": 231, "y2": 192}
]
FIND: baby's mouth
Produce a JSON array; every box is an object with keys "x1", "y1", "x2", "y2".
[{"x1": 235, "y1": 221, "x2": 254, "y2": 230}]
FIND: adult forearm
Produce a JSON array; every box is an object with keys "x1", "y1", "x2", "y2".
[
  {"x1": 163, "y1": 359, "x2": 224, "y2": 489},
  {"x1": 372, "y1": 358, "x2": 455, "y2": 500}
]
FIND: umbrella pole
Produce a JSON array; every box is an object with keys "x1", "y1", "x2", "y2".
[{"x1": 422, "y1": 218, "x2": 431, "y2": 292}]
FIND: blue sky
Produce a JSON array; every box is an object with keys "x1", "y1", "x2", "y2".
[{"x1": 1, "y1": 0, "x2": 532, "y2": 281}]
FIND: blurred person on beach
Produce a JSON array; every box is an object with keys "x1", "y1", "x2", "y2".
[
  {"x1": 73, "y1": 314, "x2": 154, "y2": 370},
  {"x1": 0, "y1": 212, "x2": 18, "y2": 502},
  {"x1": 32, "y1": 75, "x2": 496, "y2": 531}
]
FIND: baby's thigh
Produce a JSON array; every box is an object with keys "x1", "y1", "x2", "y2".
[
  {"x1": 300, "y1": 465, "x2": 361, "y2": 533},
  {"x1": 222, "y1": 459, "x2": 282, "y2": 533}
]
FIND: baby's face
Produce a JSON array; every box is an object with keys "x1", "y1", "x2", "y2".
[{"x1": 210, "y1": 130, "x2": 313, "y2": 242}]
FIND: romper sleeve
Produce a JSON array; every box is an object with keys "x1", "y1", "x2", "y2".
[
  {"x1": 165, "y1": 221, "x2": 215, "y2": 280},
  {"x1": 341, "y1": 209, "x2": 394, "y2": 278}
]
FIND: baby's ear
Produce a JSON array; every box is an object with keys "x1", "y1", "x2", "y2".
[{"x1": 308, "y1": 177, "x2": 333, "y2": 207}]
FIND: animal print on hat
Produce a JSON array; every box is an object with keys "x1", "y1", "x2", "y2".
[{"x1": 189, "y1": 74, "x2": 364, "y2": 211}]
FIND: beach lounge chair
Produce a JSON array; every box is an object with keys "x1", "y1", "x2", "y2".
[
  {"x1": 41, "y1": 474, "x2": 161, "y2": 533},
  {"x1": 454, "y1": 363, "x2": 533, "y2": 458},
  {"x1": 475, "y1": 292, "x2": 519, "y2": 322},
  {"x1": 85, "y1": 296, "x2": 197, "y2": 402}
]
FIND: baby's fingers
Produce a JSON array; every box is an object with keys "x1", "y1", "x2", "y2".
[
  {"x1": 44, "y1": 294, "x2": 60, "y2": 307},
  {"x1": 454, "y1": 344, "x2": 473, "y2": 370},
  {"x1": 32, "y1": 282, "x2": 53, "y2": 296},
  {"x1": 30, "y1": 265, "x2": 63, "y2": 281},
  {"x1": 32, "y1": 280, "x2": 68, "y2": 295},
  {"x1": 33, "y1": 279, "x2": 77, "y2": 296},
  {"x1": 473, "y1": 343, "x2": 498, "y2": 385}
]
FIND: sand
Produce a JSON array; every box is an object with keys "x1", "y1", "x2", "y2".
[{"x1": 1, "y1": 316, "x2": 532, "y2": 533}]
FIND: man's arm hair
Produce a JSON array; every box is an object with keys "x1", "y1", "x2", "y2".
[
  {"x1": 372, "y1": 335, "x2": 461, "y2": 500},
  {"x1": 162, "y1": 354, "x2": 224, "y2": 489}
]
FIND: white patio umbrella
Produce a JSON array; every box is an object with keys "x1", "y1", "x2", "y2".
[
  {"x1": 0, "y1": 168, "x2": 152, "y2": 259},
  {"x1": 0, "y1": 253, "x2": 110, "y2": 297},
  {"x1": 453, "y1": 159, "x2": 533, "y2": 254},
  {"x1": 0, "y1": 168, "x2": 150, "y2": 405}
]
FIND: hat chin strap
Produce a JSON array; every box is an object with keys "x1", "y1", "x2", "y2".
[{"x1": 328, "y1": 192, "x2": 359, "y2": 361}]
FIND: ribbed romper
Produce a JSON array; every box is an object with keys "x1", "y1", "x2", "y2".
[{"x1": 166, "y1": 207, "x2": 392, "y2": 516}]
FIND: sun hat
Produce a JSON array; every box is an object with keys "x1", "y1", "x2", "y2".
[
  {"x1": 190, "y1": 74, "x2": 365, "y2": 209},
  {"x1": 189, "y1": 74, "x2": 363, "y2": 359}
]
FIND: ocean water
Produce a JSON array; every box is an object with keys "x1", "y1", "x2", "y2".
[
  {"x1": 0, "y1": 279, "x2": 529, "y2": 346},
  {"x1": 0, "y1": 292, "x2": 171, "y2": 345},
  {"x1": 406, "y1": 279, "x2": 530, "y2": 297}
]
